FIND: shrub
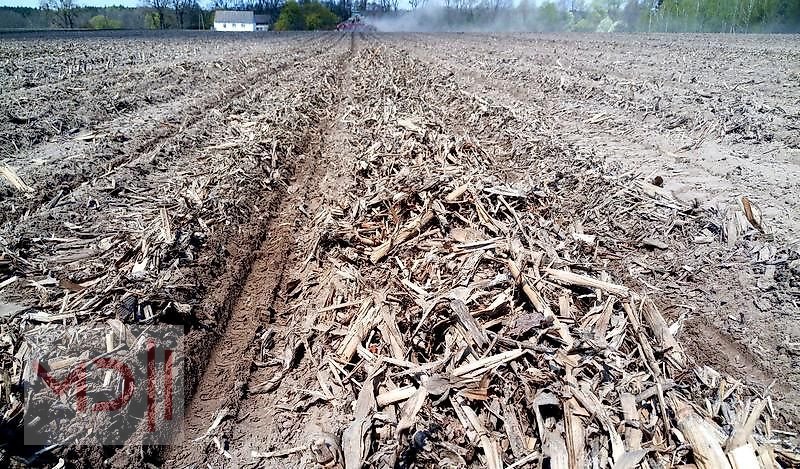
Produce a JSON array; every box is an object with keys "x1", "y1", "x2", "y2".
[
  {"x1": 88, "y1": 14, "x2": 122, "y2": 29},
  {"x1": 275, "y1": 1, "x2": 339, "y2": 31},
  {"x1": 302, "y1": 2, "x2": 338, "y2": 30}
]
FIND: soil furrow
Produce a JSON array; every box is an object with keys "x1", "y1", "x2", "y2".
[
  {"x1": 153, "y1": 34, "x2": 355, "y2": 469},
  {"x1": 219, "y1": 33, "x2": 363, "y2": 469},
  {"x1": 0, "y1": 35, "x2": 341, "y2": 229}
]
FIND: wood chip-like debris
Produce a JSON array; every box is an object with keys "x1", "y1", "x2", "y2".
[
  {"x1": 266, "y1": 46, "x2": 799, "y2": 468},
  {"x1": 1, "y1": 35, "x2": 799, "y2": 469}
]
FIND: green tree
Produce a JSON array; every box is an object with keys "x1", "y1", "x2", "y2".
[
  {"x1": 275, "y1": 1, "x2": 339, "y2": 31},
  {"x1": 303, "y1": 2, "x2": 339, "y2": 29},
  {"x1": 144, "y1": 11, "x2": 161, "y2": 29},
  {"x1": 536, "y1": 1, "x2": 567, "y2": 31},
  {"x1": 596, "y1": 15, "x2": 616, "y2": 31},
  {"x1": 274, "y1": 0, "x2": 306, "y2": 30}
]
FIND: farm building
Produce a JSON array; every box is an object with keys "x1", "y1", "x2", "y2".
[
  {"x1": 213, "y1": 10, "x2": 270, "y2": 31},
  {"x1": 254, "y1": 15, "x2": 270, "y2": 31}
]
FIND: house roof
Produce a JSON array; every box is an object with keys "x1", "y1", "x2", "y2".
[
  {"x1": 214, "y1": 10, "x2": 254, "y2": 23},
  {"x1": 254, "y1": 14, "x2": 271, "y2": 24}
]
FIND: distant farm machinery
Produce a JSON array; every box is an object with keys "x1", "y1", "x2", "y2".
[{"x1": 336, "y1": 14, "x2": 377, "y2": 32}]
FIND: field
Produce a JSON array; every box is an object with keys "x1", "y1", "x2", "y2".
[{"x1": 1, "y1": 31, "x2": 799, "y2": 467}]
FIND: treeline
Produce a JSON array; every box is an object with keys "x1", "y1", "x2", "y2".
[
  {"x1": 2, "y1": 0, "x2": 797, "y2": 32},
  {"x1": 643, "y1": 0, "x2": 800, "y2": 33},
  {"x1": 578, "y1": 0, "x2": 800, "y2": 33},
  {"x1": 0, "y1": 6, "x2": 139, "y2": 30},
  {"x1": 377, "y1": 0, "x2": 800, "y2": 33},
  {"x1": 0, "y1": 5, "x2": 209, "y2": 30},
  {"x1": 212, "y1": 0, "x2": 354, "y2": 25},
  {"x1": 0, "y1": 1, "x2": 347, "y2": 30}
]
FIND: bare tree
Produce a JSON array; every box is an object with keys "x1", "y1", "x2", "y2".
[
  {"x1": 171, "y1": 0, "x2": 193, "y2": 28},
  {"x1": 241, "y1": 0, "x2": 283, "y2": 12},
  {"x1": 337, "y1": 0, "x2": 350, "y2": 18},
  {"x1": 453, "y1": 0, "x2": 479, "y2": 11},
  {"x1": 486, "y1": 0, "x2": 510, "y2": 13},
  {"x1": 378, "y1": 0, "x2": 398, "y2": 12},
  {"x1": 40, "y1": 0, "x2": 77, "y2": 29},
  {"x1": 144, "y1": 0, "x2": 169, "y2": 28},
  {"x1": 605, "y1": 0, "x2": 623, "y2": 18}
]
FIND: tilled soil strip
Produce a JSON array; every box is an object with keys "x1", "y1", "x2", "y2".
[
  {"x1": 157, "y1": 35, "x2": 355, "y2": 469},
  {"x1": 2, "y1": 33, "x2": 798, "y2": 469},
  {"x1": 166, "y1": 37, "x2": 795, "y2": 468},
  {"x1": 0, "y1": 34, "x2": 344, "y2": 227},
  {"x1": 389, "y1": 33, "x2": 800, "y2": 421},
  {"x1": 0, "y1": 35, "x2": 348, "y2": 465}
]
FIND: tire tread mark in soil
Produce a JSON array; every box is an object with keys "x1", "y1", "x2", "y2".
[
  {"x1": 215, "y1": 32, "x2": 361, "y2": 468},
  {"x1": 156, "y1": 34, "x2": 354, "y2": 469}
]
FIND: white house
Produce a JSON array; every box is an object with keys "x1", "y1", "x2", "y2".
[
  {"x1": 213, "y1": 10, "x2": 254, "y2": 31},
  {"x1": 213, "y1": 11, "x2": 270, "y2": 32}
]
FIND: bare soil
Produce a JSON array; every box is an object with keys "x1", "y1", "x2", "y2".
[
  {"x1": 385, "y1": 31, "x2": 800, "y2": 421},
  {"x1": 1, "y1": 31, "x2": 798, "y2": 468}
]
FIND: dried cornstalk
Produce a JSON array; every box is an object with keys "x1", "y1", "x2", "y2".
[
  {"x1": 674, "y1": 399, "x2": 732, "y2": 469},
  {"x1": 544, "y1": 268, "x2": 630, "y2": 298},
  {"x1": 336, "y1": 297, "x2": 377, "y2": 362},
  {"x1": 0, "y1": 163, "x2": 33, "y2": 193},
  {"x1": 370, "y1": 185, "x2": 466, "y2": 262},
  {"x1": 506, "y1": 259, "x2": 573, "y2": 347}
]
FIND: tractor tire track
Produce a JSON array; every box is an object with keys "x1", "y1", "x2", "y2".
[{"x1": 152, "y1": 33, "x2": 355, "y2": 469}]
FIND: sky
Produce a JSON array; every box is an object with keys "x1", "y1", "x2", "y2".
[
  {"x1": 1, "y1": 0, "x2": 142, "y2": 6},
  {"x1": 0, "y1": 0, "x2": 553, "y2": 9}
]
